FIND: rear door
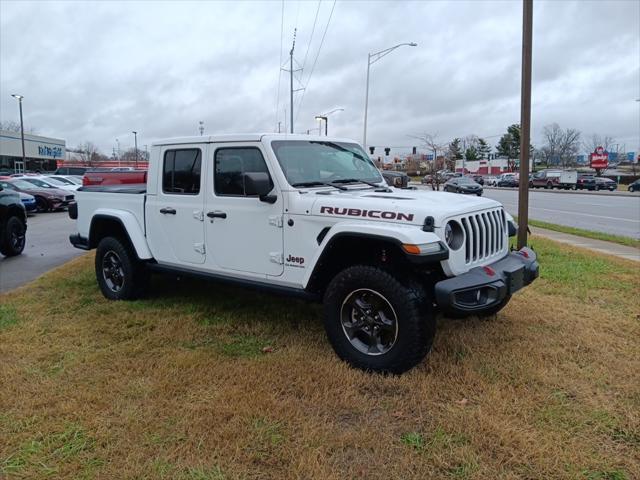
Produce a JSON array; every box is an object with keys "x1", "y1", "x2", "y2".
[
  {"x1": 204, "y1": 144, "x2": 284, "y2": 277},
  {"x1": 145, "y1": 146, "x2": 206, "y2": 265}
]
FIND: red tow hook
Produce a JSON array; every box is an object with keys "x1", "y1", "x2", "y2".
[{"x1": 483, "y1": 266, "x2": 496, "y2": 276}]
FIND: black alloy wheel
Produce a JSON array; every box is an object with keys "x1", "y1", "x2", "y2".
[
  {"x1": 340, "y1": 288, "x2": 398, "y2": 355},
  {"x1": 102, "y1": 250, "x2": 125, "y2": 293}
]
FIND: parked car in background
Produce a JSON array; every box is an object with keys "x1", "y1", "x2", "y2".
[
  {"x1": 22, "y1": 176, "x2": 80, "y2": 192},
  {"x1": 0, "y1": 179, "x2": 74, "y2": 212},
  {"x1": 55, "y1": 166, "x2": 89, "y2": 176},
  {"x1": 18, "y1": 192, "x2": 37, "y2": 212},
  {"x1": 0, "y1": 182, "x2": 27, "y2": 256},
  {"x1": 421, "y1": 174, "x2": 433, "y2": 184},
  {"x1": 444, "y1": 177, "x2": 483, "y2": 195},
  {"x1": 592, "y1": 177, "x2": 617, "y2": 191},
  {"x1": 497, "y1": 173, "x2": 519, "y2": 187},
  {"x1": 46, "y1": 175, "x2": 83, "y2": 186},
  {"x1": 82, "y1": 169, "x2": 148, "y2": 186},
  {"x1": 577, "y1": 174, "x2": 595, "y2": 190},
  {"x1": 470, "y1": 175, "x2": 484, "y2": 186},
  {"x1": 530, "y1": 169, "x2": 577, "y2": 190},
  {"x1": 484, "y1": 176, "x2": 499, "y2": 186},
  {"x1": 381, "y1": 171, "x2": 412, "y2": 189},
  {"x1": 627, "y1": 179, "x2": 640, "y2": 192}
]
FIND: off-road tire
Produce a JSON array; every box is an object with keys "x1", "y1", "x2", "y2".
[
  {"x1": 95, "y1": 236, "x2": 148, "y2": 300},
  {"x1": 0, "y1": 216, "x2": 26, "y2": 257},
  {"x1": 323, "y1": 265, "x2": 436, "y2": 374}
]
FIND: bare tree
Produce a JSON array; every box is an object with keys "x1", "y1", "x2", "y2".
[
  {"x1": 76, "y1": 142, "x2": 100, "y2": 166},
  {"x1": 409, "y1": 133, "x2": 447, "y2": 190},
  {"x1": 583, "y1": 133, "x2": 615, "y2": 154},
  {"x1": 541, "y1": 123, "x2": 581, "y2": 168},
  {"x1": 1, "y1": 120, "x2": 21, "y2": 132}
]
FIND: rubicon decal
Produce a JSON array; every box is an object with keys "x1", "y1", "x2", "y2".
[{"x1": 320, "y1": 206, "x2": 414, "y2": 222}]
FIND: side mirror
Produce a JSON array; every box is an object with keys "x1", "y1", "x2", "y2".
[{"x1": 243, "y1": 172, "x2": 277, "y2": 203}]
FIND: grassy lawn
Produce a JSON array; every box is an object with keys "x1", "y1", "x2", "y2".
[
  {"x1": 1, "y1": 236, "x2": 639, "y2": 479},
  {"x1": 525, "y1": 219, "x2": 640, "y2": 248}
]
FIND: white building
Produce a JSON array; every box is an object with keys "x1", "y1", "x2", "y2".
[{"x1": 0, "y1": 129, "x2": 66, "y2": 173}]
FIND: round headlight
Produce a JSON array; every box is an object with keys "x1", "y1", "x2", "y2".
[{"x1": 445, "y1": 220, "x2": 464, "y2": 250}]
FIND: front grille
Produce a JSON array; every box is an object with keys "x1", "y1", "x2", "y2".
[
  {"x1": 65, "y1": 195, "x2": 74, "y2": 201},
  {"x1": 460, "y1": 209, "x2": 507, "y2": 264}
]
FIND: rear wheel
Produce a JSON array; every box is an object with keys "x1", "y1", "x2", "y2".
[
  {"x1": 95, "y1": 236, "x2": 148, "y2": 300},
  {"x1": 323, "y1": 265, "x2": 436, "y2": 374},
  {"x1": 0, "y1": 216, "x2": 26, "y2": 256}
]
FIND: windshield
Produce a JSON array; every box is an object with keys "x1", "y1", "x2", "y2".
[
  {"x1": 457, "y1": 177, "x2": 476, "y2": 184},
  {"x1": 5, "y1": 180, "x2": 33, "y2": 189},
  {"x1": 271, "y1": 140, "x2": 383, "y2": 186},
  {"x1": 24, "y1": 178, "x2": 55, "y2": 188},
  {"x1": 49, "y1": 176, "x2": 74, "y2": 185}
]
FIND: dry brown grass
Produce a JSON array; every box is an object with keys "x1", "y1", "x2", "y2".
[{"x1": 1, "y1": 236, "x2": 639, "y2": 480}]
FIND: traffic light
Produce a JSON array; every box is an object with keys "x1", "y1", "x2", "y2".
[
  {"x1": 369, "y1": 146, "x2": 375, "y2": 155},
  {"x1": 385, "y1": 147, "x2": 391, "y2": 156}
]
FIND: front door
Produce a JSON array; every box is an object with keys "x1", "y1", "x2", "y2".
[
  {"x1": 205, "y1": 145, "x2": 283, "y2": 277},
  {"x1": 145, "y1": 146, "x2": 205, "y2": 265}
]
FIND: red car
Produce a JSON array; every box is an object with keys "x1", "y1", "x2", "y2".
[{"x1": 0, "y1": 179, "x2": 74, "y2": 212}]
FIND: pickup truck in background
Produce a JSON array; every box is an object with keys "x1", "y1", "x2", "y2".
[
  {"x1": 529, "y1": 169, "x2": 578, "y2": 190},
  {"x1": 82, "y1": 170, "x2": 147, "y2": 186},
  {"x1": 69, "y1": 134, "x2": 538, "y2": 374}
]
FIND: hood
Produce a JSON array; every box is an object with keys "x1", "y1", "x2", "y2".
[
  {"x1": 307, "y1": 186, "x2": 501, "y2": 227},
  {"x1": 18, "y1": 192, "x2": 35, "y2": 201}
]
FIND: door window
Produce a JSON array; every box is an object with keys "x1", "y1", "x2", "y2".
[
  {"x1": 162, "y1": 149, "x2": 202, "y2": 194},
  {"x1": 214, "y1": 147, "x2": 272, "y2": 196}
]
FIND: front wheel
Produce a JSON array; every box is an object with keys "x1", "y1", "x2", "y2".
[
  {"x1": 323, "y1": 265, "x2": 436, "y2": 374},
  {"x1": 95, "y1": 236, "x2": 148, "y2": 300},
  {"x1": 35, "y1": 196, "x2": 50, "y2": 213},
  {"x1": 0, "y1": 216, "x2": 26, "y2": 256}
]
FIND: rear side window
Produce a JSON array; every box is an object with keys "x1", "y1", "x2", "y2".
[
  {"x1": 163, "y1": 149, "x2": 202, "y2": 194},
  {"x1": 214, "y1": 147, "x2": 272, "y2": 196}
]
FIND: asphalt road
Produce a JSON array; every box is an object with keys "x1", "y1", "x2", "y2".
[
  {"x1": 482, "y1": 188, "x2": 640, "y2": 239},
  {"x1": 0, "y1": 211, "x2": 86, "y2": 293}
]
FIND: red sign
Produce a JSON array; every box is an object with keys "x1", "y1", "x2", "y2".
[{"x1": 590, "y1": 146, "x2": 608, "y2": 169}]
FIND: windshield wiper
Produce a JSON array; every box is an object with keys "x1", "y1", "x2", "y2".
[
  {"x1": 332, "y1": 178, "x2": 390, "y2": 191},
  {"x1": 291, "y1": 181, "x2": 348, "y2": 191}
]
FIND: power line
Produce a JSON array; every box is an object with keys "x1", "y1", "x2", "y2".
[
  {"x1": 301, "y1": 0, "x2": 322, "y2": 72},
  {"x1": 274, "y1": 0, "x2": 285, "y2": 131},
  {"x1": 295, "y1": 0, "x2": 336, "y2": 124}
]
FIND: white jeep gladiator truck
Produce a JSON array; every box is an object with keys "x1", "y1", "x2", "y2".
[{"x1": 69, "y1": 134, "x2": 538, "y2": 373}]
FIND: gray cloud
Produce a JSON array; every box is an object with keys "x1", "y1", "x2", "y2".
[{"x1": 1, "y1": 0, "x2": 638, "y2": 157}]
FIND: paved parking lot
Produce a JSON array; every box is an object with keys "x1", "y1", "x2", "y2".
[{"x1": 0, "y1": 211, "x2": 86, "y2": 293}]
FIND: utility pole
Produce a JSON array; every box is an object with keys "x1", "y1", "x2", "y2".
[
  {"x1": 132, "y1": 131, "x2": 138, "y2": 169},
  {"x1": 11, "y1": 94, "x2": 26, "y2": 173},
  {"x1": 277, "y1": 121, "x2": 282, "y2": 133},
  {"x1": 517, "y1": 0, "x2": 533, "y2": 249},
  {"x1": 289, "y1": 29, "x2": 296, "y2": 134}
]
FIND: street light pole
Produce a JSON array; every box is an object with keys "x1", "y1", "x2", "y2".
[
  {"x1": 315, "y1": 108, "x2": 344, "y2": 136},
  {"x1": 362, "y1": 42, "x2": 417, "y2": 148},
  {"x1": 11, "y1": 94, "x2": 26, "y2": 173},
  {"x1": 132, "y1": 131, "x2": 138, "y2": 168}
]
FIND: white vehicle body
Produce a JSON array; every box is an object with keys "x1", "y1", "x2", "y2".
[
  {"x1": 73, "y1": 134, "x2": 512, "y2": 282},
  {"x1": 70, "y1": 134, "x2": 538, "y2": 373}
]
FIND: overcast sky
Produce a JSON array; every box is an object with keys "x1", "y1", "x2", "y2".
[{"x1": 1, "y1": 0, "x2": 639, "y2": 156}]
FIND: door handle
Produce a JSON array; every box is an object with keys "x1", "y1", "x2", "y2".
[
  {"x1": 160, "y1": 207, "x2": 176, "y2": 215},
  {"x1": 207, "y1": 211, "x2": 227, "y2": 219}
]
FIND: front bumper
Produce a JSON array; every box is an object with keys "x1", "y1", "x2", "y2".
[{"x1": 434, "y1": 247, "x2": 539, "y2": 316}]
